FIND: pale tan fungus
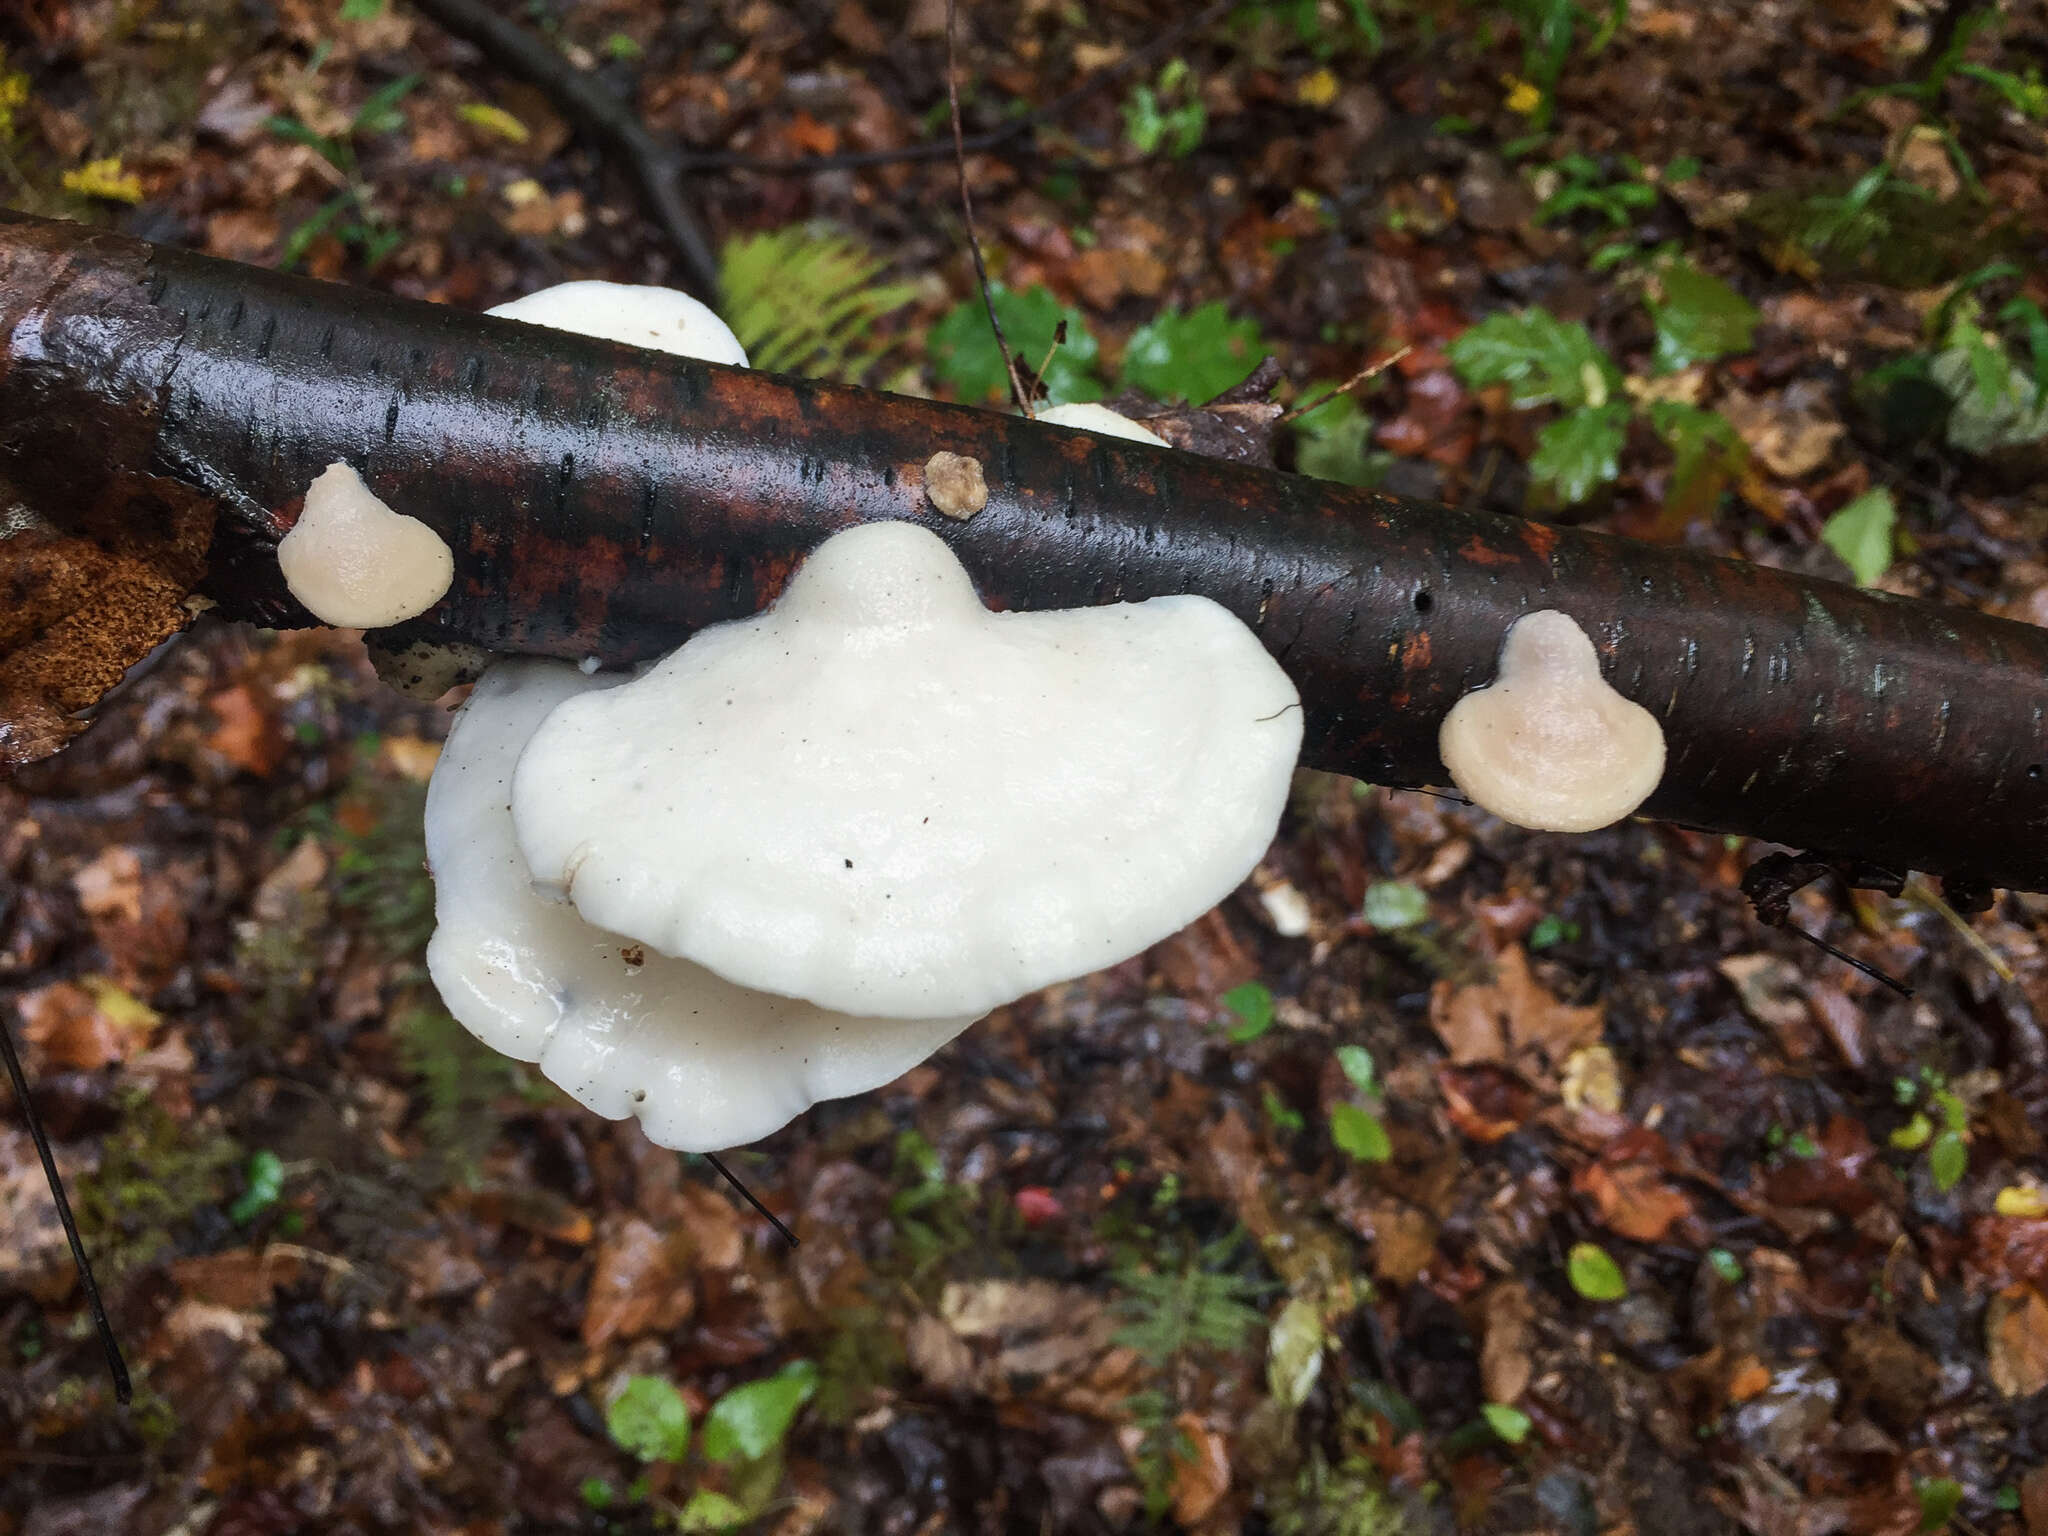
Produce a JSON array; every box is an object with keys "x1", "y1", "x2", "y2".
[
  {"x1": 1438, "y1": 609, "x2": 1666, "y2": 833},
  {"x1": 924, "y1": 452, "x2": 989, "y2": 520},
  {"x1": 277, "y1": 463, "x2": 454, "y2": 629}
]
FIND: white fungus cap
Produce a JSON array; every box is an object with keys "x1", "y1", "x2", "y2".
[
  {"x1": 1438, "y1": 609, "x2": 1666, "y2": 833},
  {"x1": 486, "y1": 279, "x2": 748, "y2": 367},
  {"x1": 276, "y1": 463, "x2": 453, "y2": 629},
  {"x1": 424, "y1": 660, "x2": 977, "y2": 1152},
  {"x1": 1034, "y1": 401, "x2": 1168, "y2": 446},
  {"x1": 511, "y1": 520, "x2": 1303, "y2": 1020}
]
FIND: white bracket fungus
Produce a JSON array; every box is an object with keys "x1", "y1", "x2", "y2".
[
  {"x1": 511, "y1": 520, "x2": 1303, "y2": 1021},
  {"x1": 485, "y1": 279, "x2": 748, "y2": 366},
  {"x1": 1437, "y1": 609, "x2": 1666, "y2": 833},
  {"x1": 425, "y1": 661, "x2": 976, "y2": 1152},
  {"x1": 276, "y1": 462, "x2": 453, "y2": 629},
  {"x1": 1034, "y1": 401, "x2": 1168, "y2": 446}
]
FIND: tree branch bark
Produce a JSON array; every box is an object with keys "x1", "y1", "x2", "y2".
[{"x1": 3, "y1": 210, "x2": 2045, "y2": 896}]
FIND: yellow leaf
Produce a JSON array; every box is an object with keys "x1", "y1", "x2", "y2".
[
  {"x1": 77, "y1": 975, "x2": 160, "y2": 1033},
  {"x1": 458, "y1": 103, "x2": 530, "y2": 143},
  {"x1": 502, "y1": 177, "x2": 546, "y2": 207},
  {"x1": 63, "y1": 156, "x2": 143, "y2": 204},
  {"x1": 1996, "y1": 1185, "x2": 2048, "y2": 1219},
  {"x1": 1295, "y1": 68, "x2": 1339, "y2": 110},
  {"x1": 1503, "y1": 75, "x2": 1543, "y2": 116}
]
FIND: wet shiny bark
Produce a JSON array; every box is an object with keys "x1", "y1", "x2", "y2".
[{"x1": 3, "y1": 211, "x2": 2045, "y2": 893}]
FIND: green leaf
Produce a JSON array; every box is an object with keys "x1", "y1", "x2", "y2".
[
  {"x1": 1362, "y1": 880, "x2": 1428, "y2": 931},
  {"x1": 1567, "y1": 1242, "x2": 1628, "y2": 1300},
  {"x1": 702, "y1": 1360, "x2": 818, "y2": 1464},
  {"x1": 1293, "y1": 388, "x2": 1387, "y2": 487},
  {"x1": 1329, "y1": 1102, "x2": 1392, "y2": 1163},
  {"x1": 1121, "y1": 302, "x2": 1266, "y2": 404},
  {"x1": 1917, "y1": 1477, "x2": 1964, "y2": 1533},
  {"x1": 1221, "y1": 981, "x2": 1276, "y2": 1043},
  {"x1": 338, "y1": 0, "x2": 385, "y2": 17},
  {"x1": 1266, "y1": 1297, "x2": 1326, "y2": 1409},
  {"x1": 677, "y1": 1489, "x2": 752, "y2": 1533},
  {"x1": 1526, "y1": 914, "x2": 1580, "y2": 951},
  {"x1": 721, "y1": 225, "x2": 916, "y2": 383},
  {"x1": 606, "y1": 1375, "x2": 692, "y2": 1463},
  {"x1": 578, "y1": 1478, "x2": 614, "y2": 1511},
  {"x1": 1335, "y1": 1044, "x2": 1377, "y2": 1094},
  {"x1": 351, "y1": 74, "x2": 421, "y2": 136},
  {"x1": 1929, "y1": 1129, "x2": 1968, "y2": 1192},
  {"x1": 1646, "y1": 260, "x2": 1758, "y2": 372},
  {"x1": 929, "y1": 284, "x2": 1104, "y2": 405},
  {"x1": 228, "y1": 1149, "x2": 285, "y2": 1225},
  {"x1": 1530, "y1": 403, "x2": 1628, "y2": 503},
  {"x1": 1481, "y1": 1403, "x2": 1532, "y2": 1444},
  {"x1": 457, "y1": 103, "x2": 529, "y2": 143},
  {"x1": 1820, "y1": 488, "x2": 1897, "y2": 586},
  {"x1": 1707, "y1": 1248, "x2": 1744, "y2": 1283},
  {"x1": 1446, "y1": 308, "x2": 1618, "y2": 410}
]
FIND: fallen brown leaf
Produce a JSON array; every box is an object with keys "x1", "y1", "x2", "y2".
[
  {"x1": 1168, "y1": 1414, "x2": 1231, "y2": 1527},
  {"x1": 1430, "y1": 947, "x2": 1603, "y2": 1091},
  {"x1": 1988, "y1": 1286, "x2": 2048, "y2": 1399},
  {"x1": 1575, "y1": 1160, "x2": 1695, "y2": 1243},
  {"x1": 581, "y1": 1215, "x2": 693, "y2": 1348}
]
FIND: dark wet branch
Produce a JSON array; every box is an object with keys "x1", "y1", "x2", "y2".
[{"x1": 3, "y1": 210, "x2": 2047, "y2": 898}]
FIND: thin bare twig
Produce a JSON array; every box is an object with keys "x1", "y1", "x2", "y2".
[
  {"x1": 0, "y1": 1000, "x2": 129, "y2": 1403},
  {"x1": 702, "y1": 1153, "x2": 797, "y2": 1247},
  {"x1": 1274, "y1": 347, "x2": 1414, "y2": 427},
  {"x1": 947, "y1": 0, "x2": 1030, "y2": 415}
]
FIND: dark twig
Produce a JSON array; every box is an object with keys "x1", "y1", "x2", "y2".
[
  {"x1": 1274, "y1": 347, "x2": 1414, "y2": 427},
  {"x1": 0, "y1": 1001, "x2": 130, "y2": 1403},
  {"x1": 407, "y1": 0, "x2": 719, "y2": 296},
  {"x1": 682, "y1": 0, "x2": 1238, "y2": 175},
  {"x1": 946, "y1": 0, "x2": 1030, "y2": 415},
  {"x1": 702, "y1": 1153, "x2": 798, "y2": 1247}
]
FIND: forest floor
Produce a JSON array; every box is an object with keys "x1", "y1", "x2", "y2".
[{"x1": 3, "y1": 1, "x2": 2048, "y2": 1533}]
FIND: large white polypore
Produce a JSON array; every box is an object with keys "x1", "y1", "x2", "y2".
[
  {"x1": 424, "y1": 661, "x2": 976, "y2": 1152},
  {"x1": 486, "y1": 279, "x2": 748, "y2": 367},
  {"x1": 277, "y1": 463, "x2": 453, "y2": 628},
  {"x1": 511, "y1": 520, "x2": 1304, "y2": 1020}
]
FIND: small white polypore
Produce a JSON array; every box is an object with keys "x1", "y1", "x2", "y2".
[
  {"x1": 1437, "y1": 609, "x2": 1666, "y2": 833},
  {"x1": 276, "y1": 463, "x2": 453, "y2": 629},
  {"x1": 510, "y1": 520, "x2": 1303, "y2": 1020},
  {"x1": 423, "y1": 661, "x2": 976, "y2": 1152},
  {"x1": 486, "y1": 279, "x2": 748, "y2": 367}
]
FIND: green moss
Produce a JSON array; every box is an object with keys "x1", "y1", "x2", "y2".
[{"x1": 75, "y1": 1091, "x2": 239, "y2": 1279}]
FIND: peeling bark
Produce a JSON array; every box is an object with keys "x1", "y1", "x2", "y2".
[{"x1": 2, "y1": 210, "x2": 2045, "y2": 894}]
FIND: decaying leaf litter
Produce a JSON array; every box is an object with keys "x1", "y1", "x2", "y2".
[{"x1": 2, "y1": 1, "x2": 2048, "y2": 1532}]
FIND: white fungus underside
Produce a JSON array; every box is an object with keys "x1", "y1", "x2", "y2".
[
  {"x1": 425, "y1": 661, "x2": 975, "y2": 1152},
  {"x1": 486, "y1": 279, "x2": 749, "y2": 367},
  {"x1": 1033, "y1": 402, "x2": 1168, "y2": 445},
  {"x1": 511, "y1": 520, "x2": 1303, "y2": 1020},
  {"x1": 276, "y1": 463, "x2": 453, "y2": 629}
]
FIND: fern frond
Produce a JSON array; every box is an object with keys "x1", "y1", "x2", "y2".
[{"x1": 720, "y1": 224, "x2": 916, "y2": 384}]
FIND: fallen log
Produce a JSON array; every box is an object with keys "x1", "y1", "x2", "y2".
[{"x1": 2, "y1": 209, "x2": 2044, "y2": 896}]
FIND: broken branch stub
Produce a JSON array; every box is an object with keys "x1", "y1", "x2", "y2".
[{"x1": 1, "y1": 210, "x2": 2045, "y2": 895}]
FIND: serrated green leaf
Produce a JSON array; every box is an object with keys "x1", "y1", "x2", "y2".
[
  {"x1": 606, "y1": 1376, "x2": 691, "y2": 1463},
  {"x1": 1122, "y1": 302, "x2": 1266, "y2": 404},
  {"x1": 1329, "y1": 1102, "x2": 1391, "y2": 1162},
  {"x1": 1530, "y1": 403, "x2": 1628, "y2": 503},
  {"x1": 1646, "y1": 260, "x2": 1758, "y2": 372},
  {"x1": 702, "y1": 1360, "x2": 817, "y2": 1464},
  {"x1": 1292, "y1": 387, "x2": 1387, "y2": 486},
  {"x1": 929, "y1": 284, "x2": 1104, "y2": 405},
  {"x1": 1481, "y1": 1402, "x2": 1532, "y2": 1444},
  {"x1": 1820, "y1": 488, "x2": 1896, "y2": 586},
  {"x1": 1221, "y1": 981, "x2": 1275, "y2": 1043},
  {"x1": 1447, "y1": 308, "x2": 1618, "y2": 410},
  {"x1": 1567, "y1": 1242, "x2": 1627, "y2": 1300},
  {"x1": 1335, "y1": 1044, "x2": 1377, "y2": 1094},
  {"x1": 1362, "y1": 880, "x2": 1428, "y2": 931}
]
